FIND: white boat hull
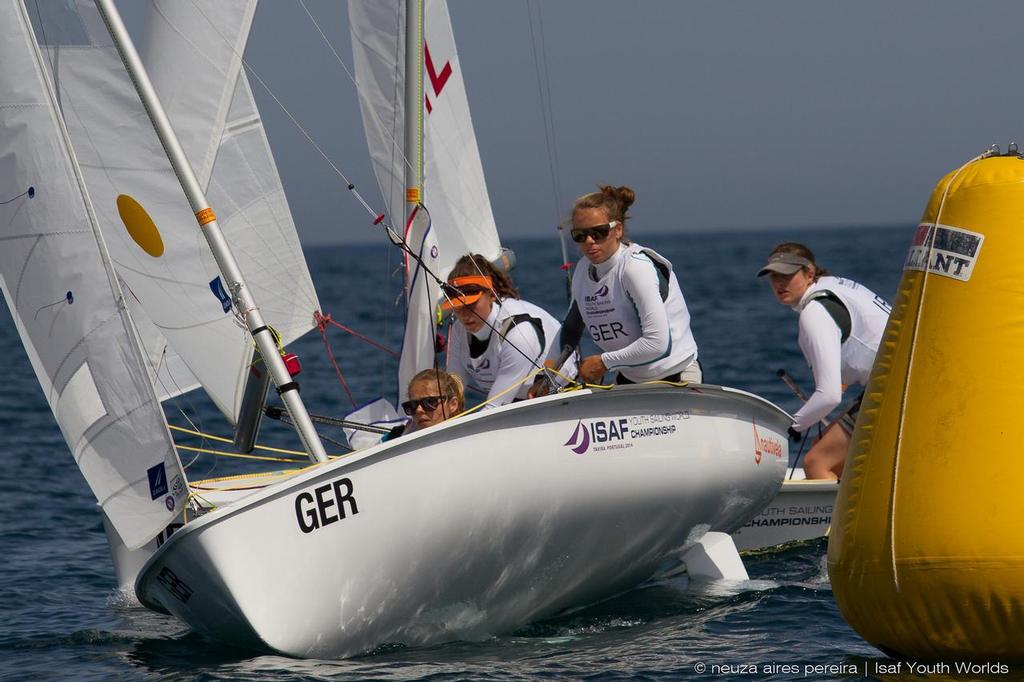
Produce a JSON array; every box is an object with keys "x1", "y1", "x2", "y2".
[
  {"x1": 136, "y1": 384, "x2": 790, "y2": 658},
  {"x1": 731, "y1": 470, "x2": 836, "y2": 551}
]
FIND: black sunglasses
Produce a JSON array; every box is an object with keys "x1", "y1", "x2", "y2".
[
  {"x1": 570, "y1": 221, "x2": 619, "y2": 243},
  {"x1": 401, "y1": 395, "x2": 448, "y2": 415}
]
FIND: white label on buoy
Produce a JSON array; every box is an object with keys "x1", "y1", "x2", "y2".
[{"x1": 904, "y1": 223, "x2": 984, "y2": 281}]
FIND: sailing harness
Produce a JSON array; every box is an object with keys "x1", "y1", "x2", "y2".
[
  {"x1": 804, "y1": 290, "x2": 852, "y2": 342},
  {"x1": 588, "y1": 247, "x2": 671, "y2": 301},
  {"x1": 469, "y1": 313, "x2": 546, "y2": 359}
]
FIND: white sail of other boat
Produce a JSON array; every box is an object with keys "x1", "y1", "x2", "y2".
[
  {"x1": 25, "y1": 0, "x2": 317, "y2": 424},
  {"x1": 0, "y1": 0, "x2": 187, "y2": 549},
  {"x1": 349, "y1": 0, "x2": 504, "y2": 400}
]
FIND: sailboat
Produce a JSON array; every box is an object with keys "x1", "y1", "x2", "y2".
[{"x1": 0, "y1": 0, "x2": 792, "y2": 659}]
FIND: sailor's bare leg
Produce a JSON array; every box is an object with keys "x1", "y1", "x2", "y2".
[{"x1": 803, "y1": 422, "x2": 850, "y2": 480}]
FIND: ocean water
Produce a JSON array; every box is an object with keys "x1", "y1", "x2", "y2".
[{"x1": 1, "y1": 225, "x2": 1005, "y2": 681}]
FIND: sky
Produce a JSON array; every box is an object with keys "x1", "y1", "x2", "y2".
[{"x1": 124, "y1": 1, "x2": 1024, "y2": 246}]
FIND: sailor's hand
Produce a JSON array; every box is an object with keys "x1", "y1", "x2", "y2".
[
  {"x1": 528, "y1": 360, "x2": 558, "y2": 398},
  {"x1": 578, "y1": 355, "x2": 608, "y2": 384},
  {"x1": 787, "y1": 426, "x2": 803, "y2": 443},
  {"x1": 528, "y1": 376, "x2": 551, "y2": 399}
]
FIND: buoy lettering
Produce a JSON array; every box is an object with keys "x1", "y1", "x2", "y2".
[{"x1": 295, "y1": 477, "x2": 359, "y2": 534}]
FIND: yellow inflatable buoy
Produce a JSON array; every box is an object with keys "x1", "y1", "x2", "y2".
[{"x1": 828, "y1": 149, "x2": 1024, "y2": 662}]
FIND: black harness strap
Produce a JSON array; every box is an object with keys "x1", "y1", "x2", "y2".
[
  {"x1": 639, "y1": 248, "x2": 670, "y2": 301},
  {"x1": 469, "y1": 313, "x2": 545, "y2": 359},
  {"x1": 806, "y1": 290, "x2": 851, "y2": 342},
  {"x1": 500, "y1": 313, "x2": 545, "y2": 351}
]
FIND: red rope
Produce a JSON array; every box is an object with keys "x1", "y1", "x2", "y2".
[
  {"x1": 316, "y1": 316, "x2": 356, "y2": 408},
  {"x1": 313, "y1": 311, "x2": 402, "y2": 409},
  {"x1": 315, "y1": 311, "x2": 398, "y2": 358}
]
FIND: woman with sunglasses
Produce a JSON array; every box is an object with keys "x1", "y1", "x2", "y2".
[
  {"x1": 443, "y1": 254, "x2": 569, "y2": 408},
  {"x1": 756, "y1": 242, "x2": 890, "y2": 479},
  {"x1": 342, "y1": 369, "x2": 464, "y2": 449},
  {"x1": 401, "y1": 369, "x2": 465, "y2": 432},
  {"x1": 537, "y1": 185, "x2": 700, "y2": 391}
]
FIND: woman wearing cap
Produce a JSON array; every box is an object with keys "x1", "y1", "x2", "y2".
[
  {"x1": 535, "y1": 185, "x2": 700, "y2": 391},
  {"x1": 757, "y1": 242, "x2": 890, "y2": 479},
  {"x1": 444, "y1": 254, "x2": 567, "y2": 408}
]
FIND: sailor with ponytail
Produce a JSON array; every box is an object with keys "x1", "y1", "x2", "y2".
[
  {"x1": 536, "y1": 185, "x2": 701, "y2": 392},
  {"x1": 444, "y1": 254, "x2": 569, "y2": 408}
]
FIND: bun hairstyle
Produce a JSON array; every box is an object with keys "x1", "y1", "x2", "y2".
[
  {"x1": 410, "y1": 368, "x2": 465, "y2": 412},
  {"x1": 447, "y1": 253, "x2": 519, "y2": 300},
  {"x1": 572, "y1": 185, "x2": 636, "y2": 243},
  {"x1": 769, "y1": 242, "x2": 830, "y2": 280}
]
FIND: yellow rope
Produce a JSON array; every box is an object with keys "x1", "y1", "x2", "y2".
[
  {"x1": 451, "y1": 365, "x2": 690, "y2": 419},
  {"x1": 175, "y1": 443, "x2": 306, "y2": 463},
  {"x1": 168, "y1": 424, "x2": 313, "y2": 457},
  {"x1": 454, "y1": 363, "x2": 587, "y2": 418},
  {"x1": 192, "y1": 468, "x2": 304, "y2": 485},
  {"x1": 190, "y1": 469, "x2": 305, "y2": 492}
]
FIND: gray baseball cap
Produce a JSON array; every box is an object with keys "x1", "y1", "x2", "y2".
[{"x1": 756, "y1": 252, "x2": 812, "y2": 277}]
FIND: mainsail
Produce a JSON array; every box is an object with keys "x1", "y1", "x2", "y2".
[
  {"x1": 139, "y1": 0, "x2": 320, "y2": 358},
  {"x1": 349, "y1": 0, "x2": 503, "y2": 400},
  {"x1": 24, "y1": 0, "x2": 317, "y2": 424},
  {"x1": 0, "y1": 0, "x2": 187, "y2": 549}
]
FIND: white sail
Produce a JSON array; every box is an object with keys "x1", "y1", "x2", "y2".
[
  {"x1": 0, "y1": 0, "x2": 187, "y2": 550},
  {"x1": 140, "y1": 0, "x2": 320, "y2": 352},
  {"x1": 24, "y1": 0, "x2": 306, "y2": 424},
  {"x1": 349, "y1": 0, "x2": 503, "y2": 399},
  {"x1": 399, "y1": 204, "x2": 442, "y2": 401}
]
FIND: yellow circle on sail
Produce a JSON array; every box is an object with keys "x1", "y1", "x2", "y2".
[{"x1": 117, "y1": 194, "x2": 164, "y2": 257}]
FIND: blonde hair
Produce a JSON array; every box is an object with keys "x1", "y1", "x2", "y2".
[{"x1": 409, "y1": 369, "x2": 465, "y2": 413}]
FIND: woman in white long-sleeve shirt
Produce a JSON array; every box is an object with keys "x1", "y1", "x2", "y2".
[
  {"x1": 444, "y1": 254, "x2": 567, "y2": 409},
  {"x1": 757, "y1": 242, "x2": 890, "y2": 479},
  {"x1": 546, "y1": 185, "x2": 700, "y2": 386}
]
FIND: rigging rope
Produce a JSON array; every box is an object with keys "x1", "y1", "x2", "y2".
[
  {"x1": 314, "y1": 315, "x2": 357, "y2": 409},
  {"x1": 314, "y1": 311, "x2": 398, "y2": 357},
  {"x1": 526, "y1": 1, "x2": 564, "y2": 225},
  {"x1": 185, "y1": 0, "x2": 382, "y2": 221},
  {"x1": 168, "y1": 424, "x2": 311, "y2": 457},
  {"x1": 174, "y1": 443, "x2": 306, "y2": 464}
]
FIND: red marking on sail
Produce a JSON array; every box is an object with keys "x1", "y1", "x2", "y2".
[{"x1": 423, "y1": 42, "x2": 452, "y2": 114}]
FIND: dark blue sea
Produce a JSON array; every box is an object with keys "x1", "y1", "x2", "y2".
[{"x1": 2, "y1": 226, "x2": 1009, "y2": 681}]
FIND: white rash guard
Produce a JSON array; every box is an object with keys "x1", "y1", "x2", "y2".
[
  {"x1": 792, "y1": 275, "x2": 890, "y2": 431},
  {"x1": 561, "y1": 242, "x2": 699, "y2": 382},
  {"x1": 447, "y1": 297, "x2": 567, "y2": 408}
]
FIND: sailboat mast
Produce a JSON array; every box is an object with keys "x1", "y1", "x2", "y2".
[
  {"x1": 404, "y1": 0, "x2": 424, "y2": 217},
  {"x1": 94, "y1": 0, "x2": 328, "y2": 464}
]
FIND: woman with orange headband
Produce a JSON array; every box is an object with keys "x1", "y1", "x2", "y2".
[{"x1": 443, "y1": 254, "x2": 568, "y2": 408}]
